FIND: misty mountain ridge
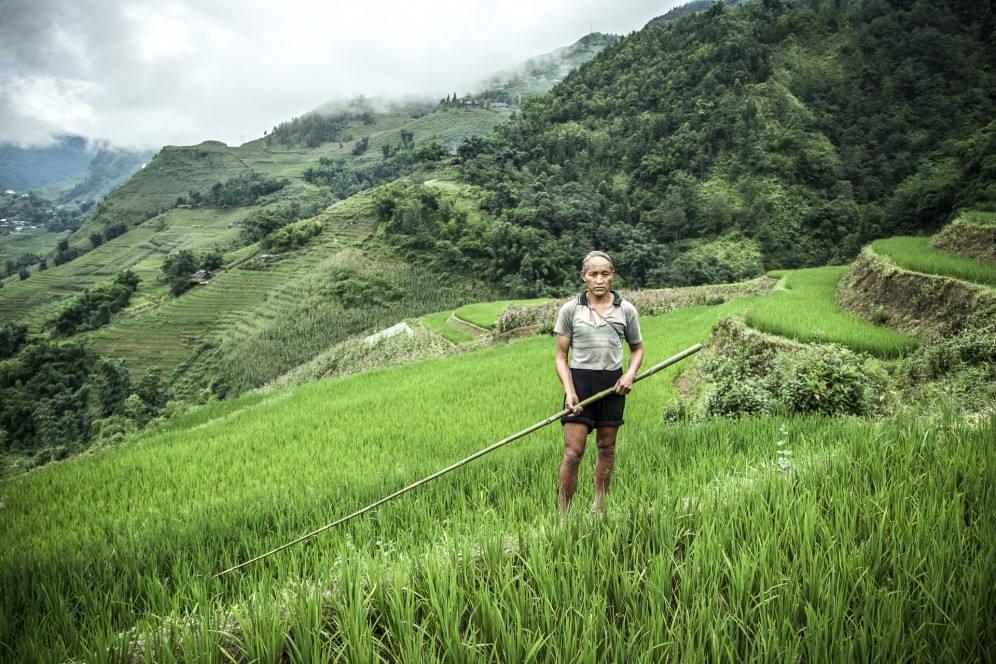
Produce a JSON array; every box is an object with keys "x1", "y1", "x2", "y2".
[
  {"x1": 0, "y1": 134, "x2": 155, "y2": 205},
  {"x1": 476, "y1": 32, "x2": 621, "y2": 99},
  {"x1": 0, "y1": 134, "x2": 98, "y2": 192},
  {"x1": 0, "y1": 30, "x2": 615, "y2": 206},
  {"x1": 303, "y1": 32, "x2": 621, "y2": 121}
]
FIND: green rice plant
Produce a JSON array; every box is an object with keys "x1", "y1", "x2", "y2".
[
  {"x1": 745, "y1": 266, "x2": 917, "y2": 357},
  {"x1": 1, "y1": 292, "x2": 991, "y2": 662},
  {"x1": 421, "y1": 309, "x2": 474, "y2": 343},
  {"x1": 872, "y1": 236, "x2": 996, "y2": 286},
  {"x1": 228, "y1": 596, "x2": 287, "y2": 664}
]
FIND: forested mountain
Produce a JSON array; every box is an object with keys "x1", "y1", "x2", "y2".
[{"x1": 378, "y1": 0, "x2": 995, "y2": 294}]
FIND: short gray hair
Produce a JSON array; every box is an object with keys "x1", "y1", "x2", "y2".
[{"x1": 581, "y1": 250, "x2": 613, "y2": 273}]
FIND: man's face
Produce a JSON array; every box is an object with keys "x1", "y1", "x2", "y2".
[{"x1": 581, "y1": 257, "x2": 614, "y2": 298}]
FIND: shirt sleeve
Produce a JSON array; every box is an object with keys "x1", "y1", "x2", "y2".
[
  {"x1": 554, "y1": 302, "x2": 574, "y2": 338},
  {"x1": 623, "y1": 302, "x2": 642, "y2": 345}
]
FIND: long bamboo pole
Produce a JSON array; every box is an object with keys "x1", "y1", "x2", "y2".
[{"x1": 212, "y1": 342, "x2": 702, "y2": 578}]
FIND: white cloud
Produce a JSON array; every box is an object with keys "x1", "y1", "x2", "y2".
[
  {"x1": 0, "y1": 78, "x2": 100, "y2": 145},
  {"x1": 0, "y1": 0, "x2": 682, "y2": 149},
  {"x1": 125, "y1": 3, "x2": 200, "y2": 62}
]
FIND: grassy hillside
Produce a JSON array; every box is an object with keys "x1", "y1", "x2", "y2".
[
  {"x1": 68, "y1": 103, "x2": 511, "y2": 245},
  {"x1": 1, "y1": 278, "x2": 992, "y2": 661},
  {"x1": 0, "y1": 223, "x2": 164, "y2": 329},
  {"x1": 0, "y1": 208, "x2": 252, "y2": 331},
  {"x1": 44, "y1": 185, "x2": 490, "y2": 392},
  {"x1": 0, "y1": 100, "x2": 513, "y2": 373}
]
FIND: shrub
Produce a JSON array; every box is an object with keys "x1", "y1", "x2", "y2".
[
  {"x1": 683, "y1": 317, "x2": 893, "y2": 419},
  {"x1": 660, "y1": 398, "x2": 688, "y2": 423},
  {"x1": 0, "y1": 322, "x2": 28, "y2": 359},
  {"x1": 776, "y1": 344, "x2": 874, "y2": 416},
  {"x1": 49, "y1": 270, "x2": 141, "y2": 336},
  {"x1": 705, "y1": 374, "x2": 776, "y2": 417},
  {"x1": 92, "y1": 415, "x2": 138, "y2": 447},
  {"x1": 325, "y1": 270, "x2": 407, "y2": 308},
  {"x1": 899, "y1": 325, "x2": 995, "y2": 384},
  {"x1": 160, "y1": 400, "x2": 192, "y2": 420},
  {"x1": 264, "y1": 220, "x2": 321, "y2": 252},
  {"x1": 701, "y1": 353, "x2": 776, "y2": 417}
]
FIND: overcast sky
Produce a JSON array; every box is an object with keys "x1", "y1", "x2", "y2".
[{"x1": 0, "y1": 0, "x2": 683, "y2": 150}]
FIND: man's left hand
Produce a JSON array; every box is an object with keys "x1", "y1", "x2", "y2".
[{"x1": 614, "y1": 374, "x2": 635, "y2": 395}]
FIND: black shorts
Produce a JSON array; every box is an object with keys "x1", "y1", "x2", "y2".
[{"x1": 561, "y1": 367, "x2": 625, "y2": 433}]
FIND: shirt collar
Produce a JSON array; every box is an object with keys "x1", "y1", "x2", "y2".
[{"x1": 578, "y1": 290, "x2": 622, "y2": 307}]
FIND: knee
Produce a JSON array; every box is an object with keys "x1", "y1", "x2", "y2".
[
  {"x1": 596, "y1": 444, "x2": 615, "y2": 462},
  {"x1": 595, "y1": 438, "x2": 615, "y2": 459},
  {"x1": 562, "y1": 445, "x2": 585, "y2": 468}
]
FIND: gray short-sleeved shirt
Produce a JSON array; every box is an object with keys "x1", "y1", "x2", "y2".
[{"x1": 554, "y1": 291, "x2": 642, "y2": 370}]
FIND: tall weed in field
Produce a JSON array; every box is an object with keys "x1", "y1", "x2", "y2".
[{"x1": 777, "y1": 344, "x2": 878, "y2": 415}]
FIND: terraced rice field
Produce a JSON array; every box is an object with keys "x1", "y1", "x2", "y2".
[
  {"x1": 0, "y1": 226, "x2": 70, "y2": 269},
  {"x1": 872, "y1": 236, "x2": 996, "y2": 287},
  {"x1": 0, "y1": 225, "x2": 161, "y2": 329},
  {"x1": 88, "y1": 269, "x2": 287, "y2": 376},
  {"x1": 86, "y1": 196, "x2": 382, "y2": 377},
  {"x1": 745, "y1": 266, "x2": 916, "y2": 357},
  {"x1": 0, "y1": 208, "x2": 253, "y2": 332}
]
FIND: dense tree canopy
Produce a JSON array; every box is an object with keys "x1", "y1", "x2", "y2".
[
  {"x1": 379, "y1": 0, "x2": 995, "y2": 294},
  {"x1": 49, "y1": 270, "x2": 141, "y2": 336}
]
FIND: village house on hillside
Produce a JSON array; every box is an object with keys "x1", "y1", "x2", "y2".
[
  {"x1": 0, "y1": 219, "x2": 33, "y2": 232},
  {"x1": 191, "y1": 269, "x2": 216, "y2": 284}
]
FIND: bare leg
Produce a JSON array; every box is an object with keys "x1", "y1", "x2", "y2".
[
  {"x1": 559, "y1": 423, "x2": 589, "y2": 516},
  {"x1": 592, "y1": 427, "x2": 617, "y2": 515}
]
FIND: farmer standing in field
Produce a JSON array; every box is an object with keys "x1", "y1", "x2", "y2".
[{"x1": 555, "y1": 250, "x2": 644, "y2": 517}]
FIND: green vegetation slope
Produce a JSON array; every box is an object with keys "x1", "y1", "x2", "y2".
[
  {"x1": 1, "y1": 254, "x2": 992, "y2": 661},
  {"x1": 378, "y1": 0, "x2": 996, "y2": 294}
]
